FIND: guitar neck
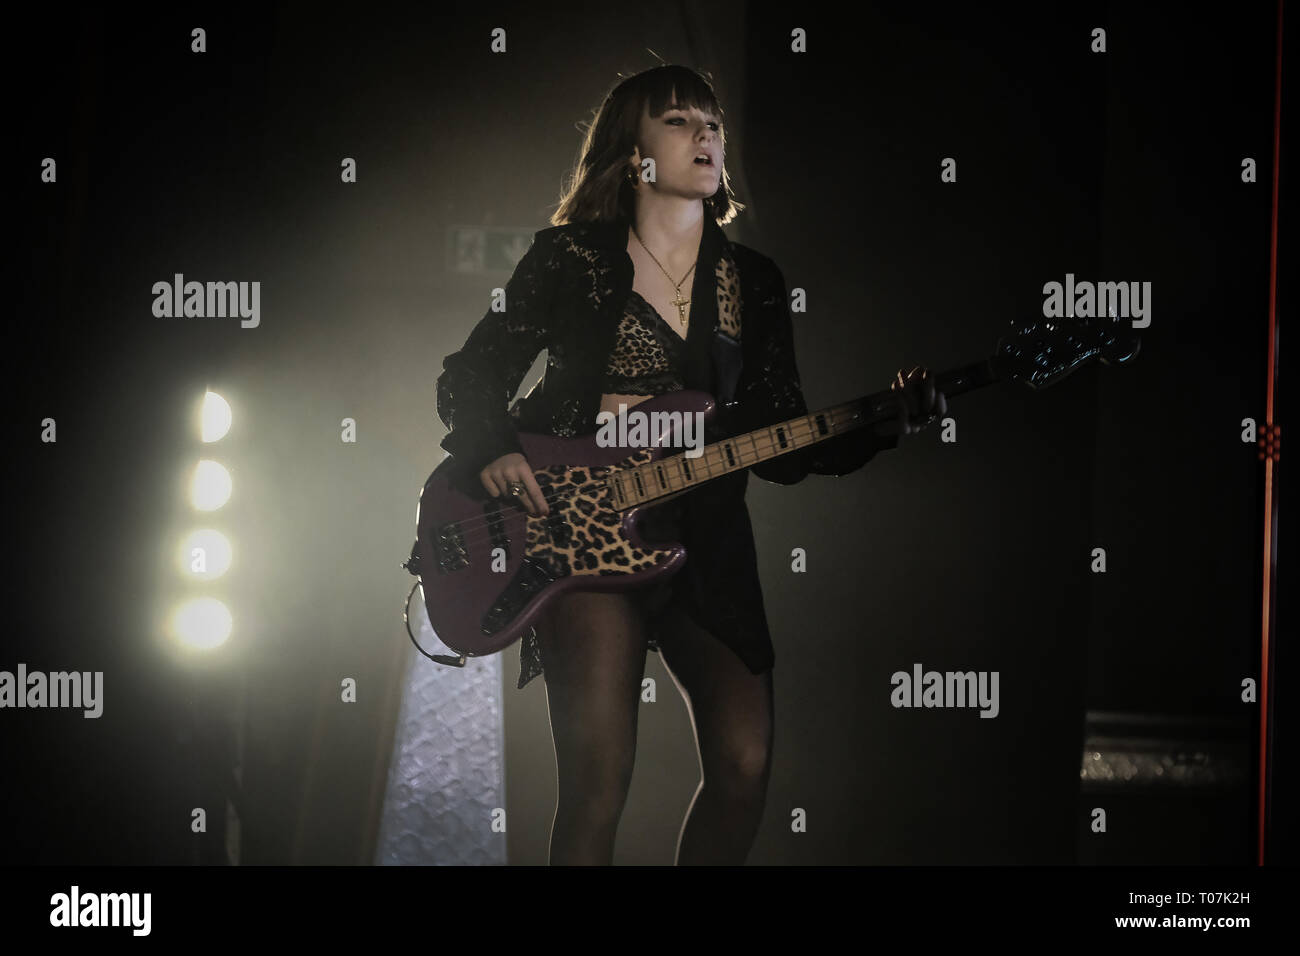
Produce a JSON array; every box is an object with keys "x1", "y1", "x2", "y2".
[{"x1": 604, "y1": 358, "x2": 1001, "y2": 510}]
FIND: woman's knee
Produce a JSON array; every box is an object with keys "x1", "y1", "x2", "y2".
[{"x1": 703, "y1": 731, "x2": 772, "y2": 795}]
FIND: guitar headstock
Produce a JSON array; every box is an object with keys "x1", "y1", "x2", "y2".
[{"x1": 992, "y1": 310, "x2": 1141, "y2": 390}]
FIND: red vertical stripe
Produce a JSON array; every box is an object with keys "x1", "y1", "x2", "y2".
[{"x1": 1258, "y1": 0, "x2": 1284, "y2": 867}]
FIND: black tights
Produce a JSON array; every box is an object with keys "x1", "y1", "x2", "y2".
[{"x1": 535, "y1": 588, "x2": 774, "y2": 865}]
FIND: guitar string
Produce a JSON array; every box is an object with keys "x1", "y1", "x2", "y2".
[
  {"x1": 448, "y1": 410, "x2": 851, "y2": 538},
  {"x1": 432, "y1": 383, "x2": 917, "y2": 543},
  {"x1": 433, "y1": 408, "x2": 875, "y2": 550}
]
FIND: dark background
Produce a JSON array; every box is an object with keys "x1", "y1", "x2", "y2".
[{"x1": 4, "y1": 2, "x2": 1289, "y2": 865}]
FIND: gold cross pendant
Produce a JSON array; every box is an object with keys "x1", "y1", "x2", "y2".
[{"x1": 671, "y1": 289, "x2": 690, "y2": 325}]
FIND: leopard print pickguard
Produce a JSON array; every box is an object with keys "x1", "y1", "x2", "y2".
[{"x1": 525, "y1": 448, "x2": 677, "y2": 578}]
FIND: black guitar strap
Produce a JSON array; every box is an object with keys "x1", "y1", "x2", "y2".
[
  {"x1": 710, "y1": 245, "x2": 744, "y2": 407},
  {"x1": 711, "y1": 330, "x2": 742, "y2": 406}
]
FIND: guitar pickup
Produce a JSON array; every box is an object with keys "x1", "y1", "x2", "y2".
[
  {"x1": 435, "y1": 521, "x2": 469, "y2": 573},
  {"x1": 484, "y1": 500, "x2": 511, "y2": 560}
]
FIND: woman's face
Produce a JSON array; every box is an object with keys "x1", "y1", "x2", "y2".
[{"x1": 631, "y1": 98, "x2": 724, "y2": 201}]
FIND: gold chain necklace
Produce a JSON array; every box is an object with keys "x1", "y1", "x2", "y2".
[{"x1": 632, "y1": 227, "x2": 696, "y2": 326}]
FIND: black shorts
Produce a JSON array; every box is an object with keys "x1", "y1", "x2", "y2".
[{"x1": 631, "y1": 495, "x2": 691, "y2": 620}]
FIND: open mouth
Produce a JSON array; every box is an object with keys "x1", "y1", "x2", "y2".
[{"x1": 694, "y1": 155, "x2": 714, "y2": 166}]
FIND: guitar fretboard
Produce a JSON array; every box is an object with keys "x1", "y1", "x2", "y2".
[{"x1": 602, "y1": 360, "x2": 996, "y2": 510}]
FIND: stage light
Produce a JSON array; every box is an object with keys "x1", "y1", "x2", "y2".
[
  {"x1": 170, "y1": 597, "x2": 233, "y2": 650},
  {"x1": 178, "y1": 529, "x2": 232, "y2": 579},
  {"x1": 201, "y1": 391, "x2": 233, "y2": 442},
  {"x1": 190, "y1": 459, "x2": 232, "y2": 511}
]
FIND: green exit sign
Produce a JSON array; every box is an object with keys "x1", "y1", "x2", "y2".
[{"x1": 448, "y1": 226, "x2": 535, "y2": 274}]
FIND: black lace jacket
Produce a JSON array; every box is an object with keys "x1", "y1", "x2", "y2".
[{"x1": 435, "y1": 214, "x2": 898, "y2": 677}]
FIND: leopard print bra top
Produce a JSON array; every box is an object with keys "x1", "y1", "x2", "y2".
[{"x1": 601, "y1": 290, "x2": 697, "y2": 396}]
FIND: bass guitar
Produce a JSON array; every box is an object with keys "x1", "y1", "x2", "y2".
[{"x1": 403, "y1": 312, "x2": 1140, "y2": 664}]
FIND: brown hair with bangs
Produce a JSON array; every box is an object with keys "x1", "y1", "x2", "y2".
[{"x1": 550, "y1": 65, "x2": 745, "y2": 227}]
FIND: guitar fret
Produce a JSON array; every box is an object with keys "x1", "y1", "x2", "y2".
[{"x1": 734, "y1": 432, "x2": 757, "y2": 466}]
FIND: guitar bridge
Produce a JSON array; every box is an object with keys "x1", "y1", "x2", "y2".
[{"x1": 435, "y1": 521, "x2": 469, "y2": 573}]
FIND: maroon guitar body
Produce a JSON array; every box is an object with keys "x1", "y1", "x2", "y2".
[{"x1": 412, "y1": 390, "x2": 710, "y2": 659}]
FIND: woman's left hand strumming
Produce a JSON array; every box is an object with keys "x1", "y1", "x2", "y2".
[{"x1": 891, "y1": 366, "x2": 949, "y2": 436}]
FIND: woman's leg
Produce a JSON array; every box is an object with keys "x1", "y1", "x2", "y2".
[
  {"x1": 654, "y1": 604, "x2": 775, "y2": 865},
  {"x1": 535, "y1": 588, "x2": 649, "y2": 865}
]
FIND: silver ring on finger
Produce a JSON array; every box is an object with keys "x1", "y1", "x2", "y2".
[{"x1": 507, "y1": 481, "x2": 526, "y2": 497}]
